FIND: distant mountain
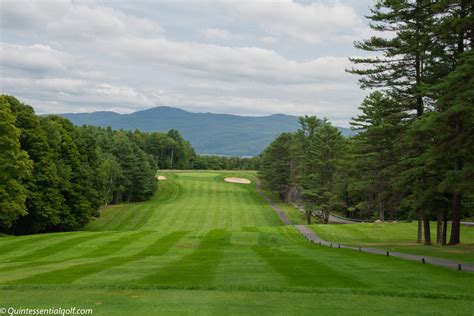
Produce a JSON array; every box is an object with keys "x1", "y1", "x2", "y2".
[{"x1": 59, "y1": 106, "x2": 354, "y2": 156}]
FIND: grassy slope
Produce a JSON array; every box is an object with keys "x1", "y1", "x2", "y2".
[
  {"x1": 310, "y1": 222, "x2": 474, "y2": 265},
  {"x1": 1, "y1": 171, "x2": 473, "y2": 315},
  {"x1": 260, "y1": 188, "x2": 307, "y2": 225}
]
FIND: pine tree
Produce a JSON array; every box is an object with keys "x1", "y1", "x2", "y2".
[
  {"x1": 432, "y1": 50, "x2": 474, "y2": 245},
  {"x1": 348, "y1": 0, "x2": 439, "y2": 243},
  {"x1": 348, "y1": 0, "x2": 435, "y2": 116},
  {"x1": 350, "y1": 91, "x2": 407, "y2": 221},
  {"x1": 259, "y1": 133, "x2": 294, "y2": 201},
  {"x1": 299, "y1": 118, "x2": 345, "y2": 224}
]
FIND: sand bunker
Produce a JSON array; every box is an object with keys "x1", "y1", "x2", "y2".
[
  {"x1": 224, "y1": 177, "x2": 251, "y2": 184},
  {"x1": 156, "y1": 176, "x2": 167, "y2": 180}
]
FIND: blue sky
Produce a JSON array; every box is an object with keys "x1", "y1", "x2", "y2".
[{"x1": 0, "y1": 0, "x2": 376, "y2": 126}]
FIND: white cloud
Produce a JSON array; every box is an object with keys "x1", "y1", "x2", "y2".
[
  {"x1": 46, "y1": 3, "x2": 163, "y2": 41},
  {"x1": 262, "y1": 36, "x2": 278, "y2": 44},
  {"x1": 0, "y1": 0, "x2": 163, "y2": 40},
  {"x1": 201, "y1": 28, "x2": 232, "y2": 41},
  {"x1": 1, "y1": 77, "x2": 88, "y2": 94},
  {"x1": 95, "y1": 84, "x2": 156, "y2": 106},
  {"x1": 110, "y1": 37, "x2": 353, "y2": 84},
  {"x1": 0, "y1": 0, "x2": 70, "y2": 33},
  {"x1": 0, "y1": 42, "x2": 108, "y2": 81},
  {"x1": 221, "y1": 0, "x2": 367, "y2": 44},
  {"x1": 0, "y1": 43, "x2": 72, "y2": 74}
]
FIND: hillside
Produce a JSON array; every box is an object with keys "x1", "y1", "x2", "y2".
[{"x1": 59, "y1": 106, "x2": 354, "y2": 156}]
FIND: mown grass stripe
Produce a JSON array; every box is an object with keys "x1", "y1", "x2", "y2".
[
  {"x1": 8, "y1": 231, "x2": 189, "y2": 285},
  {"x1": 136, "y1": 229, "x2": 230, "y2": 286},
  {"x1": 8, "y1": 232, "x2": 113, "y2": 262},
  {"x1": 0, "y1": 233, "x2": 71, "y2": 256}
]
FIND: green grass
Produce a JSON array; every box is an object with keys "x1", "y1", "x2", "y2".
[
  {"x1": 86, "y1": 172, "x2": 281, "y2": 233},
  {"x1": 1, "y1": 287, "x2": 473, "y2": 315},
  {"x1": 310, "y1": 222, "x2": 474, "y2": 264},
  {"x1": 1, "y1": 171, "x2": 473, "y2": 314},
  {"x1": 260, "y1": 188, "x2": 307, "y2": 225}
]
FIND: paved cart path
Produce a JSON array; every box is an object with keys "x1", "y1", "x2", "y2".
[
  {"x1": 255, "y1": 181, "x2": 474, "y2": 273},
  {"x1": 255, "y1": 180, "x2": 291, "y2": 225},
  {"x1": 291, "y1": 203, "x2": 357, "y2": 224},
  {"x1": 294, "y1": 225, "x2": 474, "y2": 273}
]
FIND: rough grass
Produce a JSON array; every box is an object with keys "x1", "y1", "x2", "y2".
[
  {"x1": 1, "y1": 171, "x2": 473, "y2": 314},
  {"x1": 310, "y1": 222, "x2": 474, "y2": 264}
]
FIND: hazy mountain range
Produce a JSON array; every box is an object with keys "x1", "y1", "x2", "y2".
[{"x1": 59, "y1": 106, "x2": 354, "y2": 156}]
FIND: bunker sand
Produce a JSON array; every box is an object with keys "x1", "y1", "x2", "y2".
[{"x1": 224, "y1": 177, "x2": 251, "y2": 184}]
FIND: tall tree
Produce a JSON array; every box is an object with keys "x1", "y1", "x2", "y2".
[
  {"x1": 99, "y1": 154, "x2": 124, "y2": 207},
  {"x1": 5, "y1": 96, "x2": 65, "y2": 234},
  {"x1": 299, "y1": 120, "x2": 345, "y2": 224},
  {"x1": 0, "y1": 97, "x2": 32, "y2": 232},
  {"x1": 432, "y1": 50, "x2": 474, "y2": 245},
  {"x1": 348, "y1": 0, "x2": 438, "y2": 243},
  {"x1": 259, "y1": 133, "x2": 295, "y2": 201},
  {"x1": 350, "y1": 91, "x2": 406, "y2": 221}
]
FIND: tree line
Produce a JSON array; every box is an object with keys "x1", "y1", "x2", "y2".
[
  {"x1": 259, "y1": 0, "x2": 473, "y2": 246},
  {"x1": 191, "y1": 155, "x2": 259, "y2": 170},
  {"x1": 0, "y1": 96, "x2": 194, "y2": 235}
]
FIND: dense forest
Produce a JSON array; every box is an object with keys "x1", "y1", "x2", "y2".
[
  {"x1": 259, "y1": 0, "x2": 473, "y2": 246},
  {"x1": 191, "y1": 155, "x2": 259, "y2": 170},
  {"x1": 0, "y1": 96, "x2": 194, "y2": 235}
]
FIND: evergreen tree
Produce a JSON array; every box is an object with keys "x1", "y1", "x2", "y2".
[
  {"x1": 299, "y1": 119, "x2": 345, "y2": 224},
  {"x1": 348, "y1": 0, "x2": 439, "y2": 242},
  {"x1": 348, "y1": 0, "x2": 435, "y2": 116},
  {"x1": 432, "y1": 50, "x2": 474, "y2": 244},
  {"x1": 350, "y1": 91, "x2": 406, "y2": 221},
  {"x1": 259, "y1": 133, "x2": 295, "y2": 201}
]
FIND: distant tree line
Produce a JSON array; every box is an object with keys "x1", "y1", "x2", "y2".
[
  {"x1": 191, "y1": 155, "x2": 259, "y2": 170},
  {"x1": 259, "y1": 0, "x2": 473, "y2": 246}
]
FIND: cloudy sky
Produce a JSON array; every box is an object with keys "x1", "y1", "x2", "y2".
[{"x1": 0, "y1": 0, "x2": 375, "y2": 126}]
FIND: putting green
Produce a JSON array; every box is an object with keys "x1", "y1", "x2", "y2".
[{"x1": 0, "y1": 171, "x2": 473, "y2": 314}]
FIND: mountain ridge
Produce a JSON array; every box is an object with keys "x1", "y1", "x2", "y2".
[{"x1": 59, "y1": 106, "x2": 354, "y2": 156}]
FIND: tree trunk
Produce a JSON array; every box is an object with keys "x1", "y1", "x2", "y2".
[
  {"x1": 448, "y1": 1, "x2": 466, "y2": 246},
  {"x1": 306, "y1": 211, "x2": 312, "y2": 225},
  {"x1": 170, "y1": 148, "x2": 174, "y2": 169},
  {"x1": 436, "y1": 211, "x2": 443, "y2": 244},
  {"x1": 423, "y1": 216, "x2": 431, "y2": 246},
  {"x1": 379, "y1": 200, "x2": 385, "y2": 221},
  {"x1": 450, "y1": 189, "x2": 462, "y2": 245},
  {"x1": 279, "y1": 191, "x2": 285, "y2": 201},
  {"x1": 417, "y1": 211, "x2": 423, "y2": 243},
  {"x1": 449, "y1": 115, "x2": 463, "y2": 245},
  {"x1": 442, "y1": 209, "x2": 448, "y2": 246},
  {"x1": 323, "y1": 211, "x2": 329, "y2": 224}
]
